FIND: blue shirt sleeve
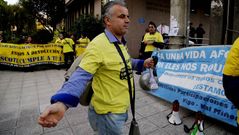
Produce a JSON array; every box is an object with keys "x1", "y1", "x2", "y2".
[
  {"x1": 131, "y1": 58, "x2": 144, "y2": 72},
  {"x1": 51, "y1": 67, "x2": 93, "y2": 107},
  {"x1": 51, "y1": 59, "x2": 143, "y2": 107}
]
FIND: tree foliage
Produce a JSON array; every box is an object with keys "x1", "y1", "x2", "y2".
[
  {"x1": 0, "y1": 0, "x2": 36, "y2": 42},
  {"x1": 20, "y1": 0, "x2": 65, "y2": 33},
  {"x1": 71, "y1": 15, "x2": 104, "y2": 40},
  {"x1": 32, "y1": 29, "x2": 53, "y2": 44},
  {"x1": 12, "y1": 4, "x2": 36, "y2": 35},
  {"x1": 0, "y1": 0, "x2": 11, "y2": 32}
]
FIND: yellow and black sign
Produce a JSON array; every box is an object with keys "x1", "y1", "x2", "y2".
[{"x1": 0, "y1": 43, "x2": 64, "y2": 67}]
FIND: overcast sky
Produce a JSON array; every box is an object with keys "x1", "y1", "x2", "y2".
[{"x1": 5, "y1": 0, "x2": 18, "y2": 5}]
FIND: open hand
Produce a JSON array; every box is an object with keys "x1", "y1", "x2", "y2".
[{"x1": 38, "y1": 102, "x2": 67, "y2": 128}]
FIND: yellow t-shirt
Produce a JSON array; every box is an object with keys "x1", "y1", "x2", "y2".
[
  {"x1": 223, "y1": 37, "x2": 239, "y2": 76},
  {"x1": 76, "y1": 37, "x2": 90, "y2": 56},
  {"x1": 62, "y1": 38, "x2": 74, "y2": 53},
  {"x1": 79, "y1": 33, "x2": 133, "y2": 114},
  {"x1": 143, "y1": 32, "x2": 164, "y2": 52},
  {"x1": 55, "y1": 38, "x2": 62, "y2": 44}
]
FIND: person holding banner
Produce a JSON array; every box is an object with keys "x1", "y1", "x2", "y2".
[
  {"x1": 56, "y1": 33, "x2": 75, "y2": 69},
  {"x1": 38, "y1": 1, "x2": 155, "y2": 134},
  {"x1": 142, "y1": 21, "x2": 164, "y2": 60},
  {"x1": 25, "y1": 36, "x2": 33, "y2": 44},
  {"x1": 63, "y1": 34, "x2": 75, "y2": 69},
  {"x1": 223, "y1": 37, "x2": 239, "y2": 126},
  {"x1": 55, "y1": 33, "x2": 75, "y2": 69},
  {"x1": 55, "y1": 33, "x2": 64, "y2": 44},
  {"x1": 76, "y1": 33, "x2": 90, "y2": 56}
]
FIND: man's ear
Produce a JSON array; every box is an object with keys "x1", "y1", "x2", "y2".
[{"x1": 104, "y1": 17, "x2": 111, "y2": 26}]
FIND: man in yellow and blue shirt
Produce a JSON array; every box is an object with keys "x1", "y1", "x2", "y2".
[
  {"x1": 223, "y1": 37, "x2": 239, "y2": 126},
  {"x1": 38, "y1": 1, "x2": 155, "y2": 134}
]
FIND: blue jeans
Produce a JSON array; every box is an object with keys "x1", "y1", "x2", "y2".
[{"x1": 88, "y1": 105, "x2": 128, "y2": 135}]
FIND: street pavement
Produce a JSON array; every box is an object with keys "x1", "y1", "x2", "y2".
[{"x1": 0, "y1": 69, "x2": 238, "y2": 135}]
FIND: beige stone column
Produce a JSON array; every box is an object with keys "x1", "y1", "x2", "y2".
[
  {"x1": 169, "y1": 0, "x2": 188, "y2": 49},
  {"x1": 209, "y1": 0, "x2": 224, "y2": 44}
]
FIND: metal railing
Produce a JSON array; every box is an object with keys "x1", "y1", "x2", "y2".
[{"x1": 188, "y1": 37, "x2": 209, "y2": 46}]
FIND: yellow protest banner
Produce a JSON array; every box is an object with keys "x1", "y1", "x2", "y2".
[{"x1": 0, "y1": 43, "x2": 64, "y2": 67}]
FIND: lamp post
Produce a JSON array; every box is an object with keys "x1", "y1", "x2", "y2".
[{"x1": 11, "y1": 11, "x2": 16, "y2": 41}]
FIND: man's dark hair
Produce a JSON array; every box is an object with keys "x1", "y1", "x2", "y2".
[
  {"x1": 148, "y1": 21, "x2": 157, "y2": 28},
  {"x1": 102, "y1": 0, "x2": 126, "y2": 23}
]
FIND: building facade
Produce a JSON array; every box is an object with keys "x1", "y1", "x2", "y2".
[
  {"x1": 64, "y1": 0, "x2": 102, "y2": 32},
  {"x1": 64, "y1": 0, "x2": 239, "y2": 58}
]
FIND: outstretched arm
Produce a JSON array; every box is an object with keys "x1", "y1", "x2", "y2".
[{"x1": 38, "y1": 68, "x2": 93, "y2": 128}]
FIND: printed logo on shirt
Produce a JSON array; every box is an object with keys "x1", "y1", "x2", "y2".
[{"x1": 120, "y1": 65, "x2": 133, "y2": 80}]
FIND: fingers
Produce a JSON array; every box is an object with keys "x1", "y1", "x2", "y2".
[
  {"x1": 43, "y1": 120, "x2": 58, "y2": 128},
  {"x1": 40, "y1": 107, "x2": 51, "y2": 118},
  {"x1": 38, "y1": 115, "x2": 59, "y2": 128},
  {"x1": 45, "y1": 122, "x2": 57, "y2": 128},
  {"x1": 144, "y1": 58, "x2": 155, "y2": 68},
  {"x1": 37, "y1": 103, "x2": 66, "y2": 128},
  {"x1": 38, "y1": 106, "x2": 59, "y2": 128},
  {"x1": 38, "y1": 119, "x2": 58, "y2": 128}
]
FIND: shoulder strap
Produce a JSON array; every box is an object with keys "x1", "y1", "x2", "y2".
[
  {"x1": 113, "y1": 42, "x2": 136, "y2": 120},
  {"x1": 63, "y1": 38, "x2": 74, "y2": 50}
]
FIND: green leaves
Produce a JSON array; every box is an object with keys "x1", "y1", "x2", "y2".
[{"x1": 72, "y1": 14, "x2": 104, "y2": 40}]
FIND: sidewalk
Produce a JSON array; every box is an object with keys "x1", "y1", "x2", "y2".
[{"x1": 0, "y1": 69, "x2": 238, "y2": 135}]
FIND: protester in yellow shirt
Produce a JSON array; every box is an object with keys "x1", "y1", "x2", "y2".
[
  {"x1": 38, "y1": 1, "x2": 155, "y2": 134},
  {"x1": 223, "y1": 37, "x2": 239, "y2": 126},
  {"x1": 76, "y1": 33, "x2": 90, "y2": 56},
  {"x1": 62, "y1": 34, "x2": 75, "y2": 69},
  {"x1": 55, "y1": 33, "x2": 75, "y2": 69},
  {"x1": 142, "y1": 21, "x2": 164, "y2": 60},
  {"x1": 55, "y1": 33, "x2": 64, "y2": 44}
]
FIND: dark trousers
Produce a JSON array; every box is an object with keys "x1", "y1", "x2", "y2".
[
  {"x1": 64, "y1": 52, "x2": 74, "y2": 69},
  {"x1": 142, "y1": 51, "x2": 153, "y2": 60},
  {"x1": 223, "y1": 74, "x2": 239, "y2": 109}
]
